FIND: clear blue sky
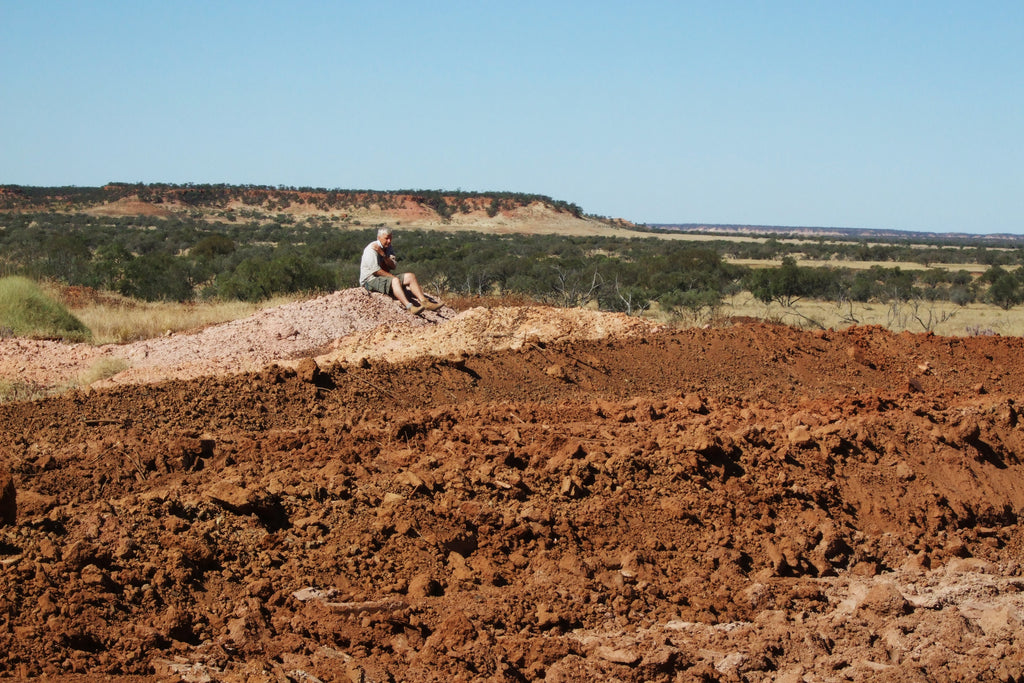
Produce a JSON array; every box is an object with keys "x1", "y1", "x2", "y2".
[{"x1": 2, "y1": 1, "x2": 1022, "y2": 233}]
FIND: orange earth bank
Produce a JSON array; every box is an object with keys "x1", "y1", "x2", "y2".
[{"x1": 1, "y1": 293, "x2": 1023, "y2": 681}]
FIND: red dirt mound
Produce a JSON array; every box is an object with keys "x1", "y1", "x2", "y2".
[{"x1": 1, "y1": 301, "x2": 1023, "y2": 681}]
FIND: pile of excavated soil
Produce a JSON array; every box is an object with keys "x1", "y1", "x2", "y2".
[
  {"x1": 2, "y1": 295, "x2": 1024, "y2": 681},
  {"x1": 0, "y1": 289, "x2": 657, "y2": 391}
]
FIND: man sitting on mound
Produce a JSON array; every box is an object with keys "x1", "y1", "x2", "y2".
[{"x1": 359, "y1": 227, "x2": 442, "y2": 315}]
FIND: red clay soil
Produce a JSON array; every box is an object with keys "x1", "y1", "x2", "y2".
[{"x1": 2, "y1": 303, "x2": 1024, "y2": 681}]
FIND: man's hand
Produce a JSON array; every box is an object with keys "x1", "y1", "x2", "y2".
[{"x1": 372, "y1": 244, "x2": 396, "y2": 272}]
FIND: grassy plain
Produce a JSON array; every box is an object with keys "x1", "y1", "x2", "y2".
[
  {"x1": 64, "y1": 293, "x2": 299, "y2": 344},
  {"x1": 58, "y1": 290, "x2": 1024, "y2": 343}
]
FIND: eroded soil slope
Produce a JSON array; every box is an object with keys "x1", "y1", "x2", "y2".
[{"x1": 2, "y1": 299, "x2": 1024, "y2": 681}]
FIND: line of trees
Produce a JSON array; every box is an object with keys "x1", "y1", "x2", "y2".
[
  {"x1": 1, "y1": 212, "x2": 1023, "y2": 313},
  {"x1": 695, "y1": 236, "x2": 1024, "y2": 268}
]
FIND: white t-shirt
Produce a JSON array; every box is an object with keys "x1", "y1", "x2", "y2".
[{"x1": 359, "y1": 240, "x2": 395, "y2": 285}]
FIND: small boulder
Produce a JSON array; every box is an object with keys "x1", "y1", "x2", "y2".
[
  {"x1": 597, "y1": 646, "x2": 640, "y2": 665},
  {"x1": 680, "y1": 394, "x2": 707, "y2": 414},
  {"x1": 895, "y1": 460, "x2": 915, "y2": 481},
  {"x1": 296, "y1": 357, "x2": 321, "y2": 384},
  {"x1": 424, "y1": 610, "x2": 476, "y2": 652},
  {"x1": 860, "y1": 581, "x2": 910, "y2": 616},
  {"x1": 408, "y1": 573, "x2": 443, "y2": 598},
  {"x1": 205, "y1": 481, "x2": 260, "y2": 512},
  {"x1": 788, "y1": 424, "x2": 814, "y2": 447},
  {"x1": 846, "y1": 345, "x2": 867, "y2": 364},
  {"x1": 977, "y1": 606, "x2": 1022, "y2": 640},
  {"x1": 545, "y1": 364, "x2": 570, "y2": 381}
]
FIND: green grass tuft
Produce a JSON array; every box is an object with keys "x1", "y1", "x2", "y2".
[{"x1": 0, "y1": 277, "x2": 92, "y2": 342}]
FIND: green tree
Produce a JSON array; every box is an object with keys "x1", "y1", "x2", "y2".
[
  {"x1": 88, "y1": 243, "x2": 133, "y2": 292},
  {"x1": 660, "y1": 289, "x2": 721, "y2": 321},
  {"x1": 41, "y1": 233, "x2": 92, "y2": 283},
  {"x1": 984, "y1": 267, "x2": 1021, "y2": 309},
  {"x1": 212, "y1": 252, "x2": 336, "y2": 301},
  {"x1": 487, "y1": 197, "x2": 501, "y2": 217},
  {"x1": 192, "y1": 234, "x2": 236, "y2": 259},
  {"x1": 119, "y1": 253, "x2": 194, "y2": 302},
  {"x1": 746, "y1": 257, "x2": 830, "y2": 306}
]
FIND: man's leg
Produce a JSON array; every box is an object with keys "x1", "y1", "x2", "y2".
[
  {"x1": 401, "y1": 273, "x2": 442, "y2": 310},
  {"x1": 391, "y1": 276, "x2": 422, "y2": 313},
  {"x1": 366, "y1": 275, "x2": 421, "y2": 313}
]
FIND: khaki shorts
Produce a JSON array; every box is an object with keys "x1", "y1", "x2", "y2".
[{"x1": 363, "y1": 274, "x2": 404, "y2": 295}]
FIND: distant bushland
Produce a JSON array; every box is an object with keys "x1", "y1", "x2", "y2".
[{"x1": 0, "y1": 183, "x2": 1022, "y2": 315}]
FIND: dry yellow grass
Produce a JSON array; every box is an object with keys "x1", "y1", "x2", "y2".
[
  {"x1": 77, "y1": 357, "x2": 130, "y2": 385},
  {"x1": 703, "y1": 293, "x2": 1024, "y2": 336},
  {"x1": 0, "y1": 357, "x2": 134, "y2": 404},
  {"x1": 70, "y1": 295, "x2": 303, "y2": 345},
  {"x1": 0, "y1": 379, "x2": 48, "y2": 404},
  {"x1": 58, "y1": 287, "x2": 1024, "y2": 347}
]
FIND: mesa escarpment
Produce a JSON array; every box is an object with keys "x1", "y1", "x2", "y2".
[{"x1": 0, "y1": 183, "x2": 640, "y2": 236}]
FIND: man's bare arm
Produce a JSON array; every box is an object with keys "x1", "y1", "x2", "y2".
[{"x1": 372, "y1": 244, "x2": 396, "y2": 273}]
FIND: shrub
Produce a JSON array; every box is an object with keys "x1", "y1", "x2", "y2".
[
  {"x1": 949, "y1": 285, "x2": 975, "y2": 306},
  {"x1": 212, "y1": 252, "x2": 337, "y2": 302},
  {"x1": 986, "y1": 270, "x2": 1021, "y2": 309},
  {"x1": 746, "y1": 257, "x2": 837, "y2": 306},
  {"x1": 660, "y1": 289, "x2": 722, "y2": 319},
  {"x1": 0, "y1": 277, "x2": 92, "y2": 341},
  {"x1": 192, "y1": 234, "x2": 236, "y2": 258},
  {"x1": 118, "y1": 253, "x2": 195, "y2": 302}
]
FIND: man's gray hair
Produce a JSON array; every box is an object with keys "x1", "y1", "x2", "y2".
[{"x1": 377, "y1": 227, "x2": 393, "y2": 239}]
